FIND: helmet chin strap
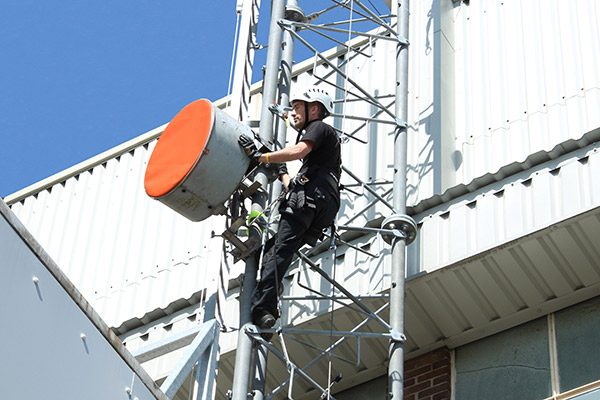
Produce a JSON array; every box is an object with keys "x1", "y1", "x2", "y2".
[
  {"x1": 294, "y1": 101, "x2": 322, "y2": 145},
  {"x1": 301, "y1": 101, "x2": 319, "y2": 129},
  {"x1": 303, "y1": 101, "x2": 310, "y2": 128},
  {"x1": 295, "y1": 101, "x2": 312, "y2": 143}
]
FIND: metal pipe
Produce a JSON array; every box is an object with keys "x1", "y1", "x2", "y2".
[
  {"x1": 258, "y1": 0, "x2": 286, "y2": 147},
  {"x1": 331, "y1": 0, "x2": 397, "y2": 37},
  {"x1": 268, "y1": 2, "x2": 297, "y2": 222},
  {"x1": 230, "y1": 1, "x2": 286, "y2": 399},
  {"x1": 230, "y1": 263, "x2": 259, "y2": 400},
  {"x1": 330, "y1": 112, "x2": 398, "y2": 125},
  {"x1": 337, "y1": 224, "x2": 399, "y2": 236},
  {"x1": 281, "y1": 295, "x2": 388, "y2": 300},
  {"x1": 318, "y1": 14, "x2": 395, "y2": 27},
  {"x1": 344, "y1": 187, "x2": 393, "y2": 225},
  {"x1": 296, "y1": 251, "x2": 391, "y2": 330},
  {"x1": 270, "y1": 302, "x2": 389, "y2": 398},
  {"x1": 251, "y1": 5, "x2": 299, "y2": 398},
  {"x1": 388, "y1": 1, "x2": 410, "y2": 398},
  {"x1": 280, "y1": 23, "x2": 397, "y2": 120},
  {"x1": 342, "y1": 166, "x2": 397, "y2": 212},
  {"x1": 251, "y1": 345, "x2": 268, "y2": 400},
  {"x1": 292, "y1": 21, "x2": 399, "y2": 42},
  {"x1": 275, "y1": 328, "x2": 390, "y2": 338},
  {"x1": 301, "y1": 25, "x2": 373, "y2": 58},
  {"x1": 249, "y1": 335, "x2": 337, "y2": 399}
]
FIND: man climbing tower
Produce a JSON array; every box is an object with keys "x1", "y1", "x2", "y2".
[{"x1": 238, "y1": 87, "x2": 342, "y2": 336}]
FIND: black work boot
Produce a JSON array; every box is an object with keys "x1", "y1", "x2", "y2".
[{"x1": 254, "y1": 312, "x2": 276, "y2": 341}]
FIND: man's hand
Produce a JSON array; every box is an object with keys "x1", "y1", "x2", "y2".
[{"x1": 238, "y1": 135, "x2": 262, "y2": 163}]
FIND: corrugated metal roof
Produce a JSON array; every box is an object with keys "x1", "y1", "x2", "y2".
[
  {"x1": 7, "y1": 141, "x2": 231, "y2": 328},
  {"x1": 453, "y1": 0, "x2": 600, "y2": 184}
]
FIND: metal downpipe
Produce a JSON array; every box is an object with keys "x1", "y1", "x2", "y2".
[
  {"x1": 230, "y1": 1, "x2": 286, "y2": 399},
  {"x1": 388, "y1": 1, "x2": 410, "y2": 399}
]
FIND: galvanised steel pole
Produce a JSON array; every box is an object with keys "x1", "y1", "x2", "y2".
[
  {"x1": 251, "y1": 7, "x2": 297, "y2": 398},
  {"x1": 269, "y1": 10, "x2": 297, "y2": 222},
  {"x1": 230, "y1": 1, "x2": 286, "y2": 399},
  {"x1": 388, "y1": 1, "x2": 410, "y2": 399}
]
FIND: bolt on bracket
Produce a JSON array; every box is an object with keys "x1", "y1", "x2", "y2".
[
  {"x1": 380, "y1": 214, "x2": 418, "y2": 245},
  {"x1": 390, "y1": 329, "x2": 407, "y2": 343}
]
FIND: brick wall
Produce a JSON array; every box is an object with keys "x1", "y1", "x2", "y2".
[{"x1": 404, "y1": 348, "x2": 451, "y2": 400}]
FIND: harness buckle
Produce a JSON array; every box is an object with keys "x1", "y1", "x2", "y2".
[{"x1": 298, "y1": 175, "x2": 310, "y2": 185}]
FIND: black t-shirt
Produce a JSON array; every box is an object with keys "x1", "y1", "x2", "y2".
[{"x1": 298, "y1": 120, "x2": 341, "y2": 181}]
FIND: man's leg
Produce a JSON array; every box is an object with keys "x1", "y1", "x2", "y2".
[{"x1": 251, "y1": 211, "x2": 312, "y2": 324}]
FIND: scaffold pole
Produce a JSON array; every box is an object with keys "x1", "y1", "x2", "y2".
[
  {"x1": 388, "y1": 0, "x2": 410, "y2": 398},
  {"x1": 230, "y1": 1, "x2": 286, "y2": 399}
]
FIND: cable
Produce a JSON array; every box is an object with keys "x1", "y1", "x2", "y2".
[
  {"x1": 227, "y1": 11, "x2": 243, "y2": 100},
  {"x1": 326, "y1": 231, "x2": 338, "y2": 400},
  {"x1": 327, "y1": 4, "x2": 354, "y2": 397},
  {"x1": 366, "y1": 0, "x2": 381, "y2": 15},
  {"x1": 339, "y1": 0, "x2": 355, "y2": 146}
]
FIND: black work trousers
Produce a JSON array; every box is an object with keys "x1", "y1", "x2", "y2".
[{"x1": 251, "y1": 182, "x2": 339, "y2": 322}]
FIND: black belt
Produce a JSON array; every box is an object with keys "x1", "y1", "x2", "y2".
[{"x1": 299, "y1": 168, "x2": 340, "y2": 185}]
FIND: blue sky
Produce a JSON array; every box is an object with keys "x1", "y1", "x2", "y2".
[
  {"x1": 0, "y1": 1, "x2": 387, "y2": 197},
  {"x1": 1, "y1": 1, "x2": 241, "y2": 197}
]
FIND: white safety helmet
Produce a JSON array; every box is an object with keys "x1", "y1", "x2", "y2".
[{"x1": 290, "y1": 87, "x2": 334, "y2": 117}]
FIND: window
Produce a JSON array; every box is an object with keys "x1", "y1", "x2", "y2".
[
  {"x1": 455, "y1": 317, "x2": 551, "y2": 400},
  {"x1": 454, "y1": 296, "x2": 600, "y2": 400}
]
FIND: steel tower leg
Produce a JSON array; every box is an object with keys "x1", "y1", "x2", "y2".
[
  {"x1": 388, "y1": 1, "x2": 410, "y2": 399},
  {"x1": 230, "y1": 1, "x2": 286, "y2": 399},
  {"x1": 250, "y1": 7, "x2": 298, "y2": 398}
]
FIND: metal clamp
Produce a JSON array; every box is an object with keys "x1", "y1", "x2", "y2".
[
  {"x1": 395, "y1": 117, "x2": 408, "y2": 128},
  {"x1": 220, "y1": 218, "x2": 262, "y2": 262},
  {"x1": 390, "y1": 329, "x2": 407, "y2": 343},
  {"x1": 380, "y1": 214, "x2": 418, "y2": 245},
  {"x1": 238, "y1": 178, "x2": 264, "y2": 199},
  {"x1": 268, "y1": 103, "x2": 292, "y2": 119}
]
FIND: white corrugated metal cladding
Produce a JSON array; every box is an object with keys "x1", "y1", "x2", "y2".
[{"x1": 5, "y1": 0, "x2": 600, "y2": 341}]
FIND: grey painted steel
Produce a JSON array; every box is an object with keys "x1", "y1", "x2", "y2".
[
  {"x1": 249, "y1": 16, "x2": 297, "y2": 397},
  {"x1": 251, "y1": 21, "x2": 298, "y2": 399},
  {"x1": 160, "y1": 320, "x2": 218, "y2": 399},
  {"x1": 230, "y1": 1, "x2": 286, "y2": 399},
  {"x1": 275, "y1": 328, "x2": 391, "y2": 338},
  {"x1": 193, "y1": 328, "x2": 220, "y2": 400},
  {"x1": 193, "y1": 289, "x2": 219, "y2": 400},
  {"x1": 280, "y1": 23, "x2": 396, "y2": 120},
  {"x1": 282, "y1": 294, "x2": 388, "y2": 300},
  {"x1": 151, "y1": 102, "x2": 252, "y2": 222},
  {"x1": 131, "y1": 325, "x2": 201, "y2": 363},
  {"x1": 388, "y1": 1, "x2": 410, "y2": 398},
  {"x1": 257, "y1": 0, "x2": 285, "y2": 147},
  {"x1": 251, "y1": 345, "x2": 268, "y2": 400},
  {"x1": 229, "y1": 0, "x2": 261, "y2": 121},
  {"x1": 342, "y1": 165, "x2": 396, "y2": 213},
  {"x1": 269, "y1": 303, "x2": 389, "y2": 398},
  {"x1": 0, "y1": 200, "x2": 166, "y2": 400},
  {"x1": 297, "y1": 251, "x2": 391, "y2": 331},
  {"x1": 229, "y1": 264, "x2": 258, "y2": 400},
  {"x1": 250, "y1": 334, "x2": 338, "y2": 399}
]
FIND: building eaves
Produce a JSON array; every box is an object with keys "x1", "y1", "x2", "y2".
[{"x1": 409, "y1": 126, "x2": 600, "y2": 215}]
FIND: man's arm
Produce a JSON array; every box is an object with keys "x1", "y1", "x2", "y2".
[
  {"x1": 280, "y1": 172, "x2": 291, "y2": 190},
  {"x1": 258, "y1": 140, "x2": 313, "y2": 164}
]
